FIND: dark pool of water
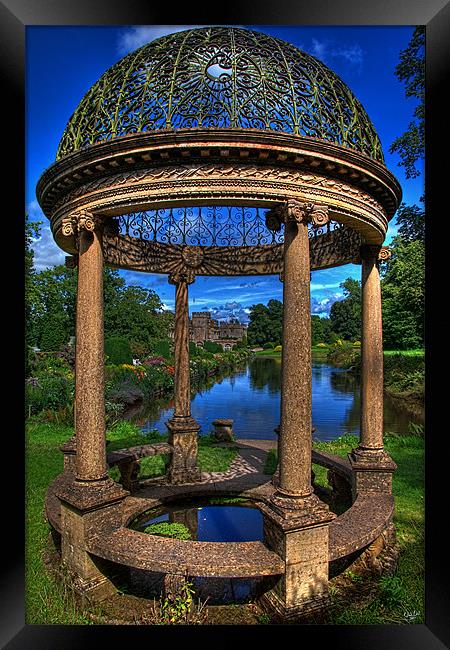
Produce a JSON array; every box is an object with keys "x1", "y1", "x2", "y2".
[
  {"x1": 132, "y1": 499, "x2": 264, "y2": 542},
  {"x1": 129, "y1": 356, "x2": 423, "y2": 442}
]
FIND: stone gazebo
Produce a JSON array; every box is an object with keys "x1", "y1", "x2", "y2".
[{"x1": 37, "y1": 27, "x2": 401, "y2": 620}]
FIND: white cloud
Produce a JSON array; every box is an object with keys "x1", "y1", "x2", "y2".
[
  {"x1": 27, "y1": 201, "x2": 66, "y2": 271},
  {"x1": 32, "y1": 224, "x2": 66, "y2": 271},
  {"x1": 332, "y1": 44, "x2": 364, "y2": 67},
  {"x1": 306, "y1": 38, "x2": 364, "y2": 71},
  {"x1": 311, "y1": 38, "x2": 327, "y2": 61},
  {"x1": 117, "y1": 25, "x2": 200, "y2": 55}
]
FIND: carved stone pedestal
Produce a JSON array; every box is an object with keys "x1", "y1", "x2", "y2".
[
  {"x1": 56, "y1": 477, "x2": 128, "y2": 603},
  {"x1": 212, "y1": 418, "x2": 234, "y2": 442},
  {"x1": 258, "y1": 490, "x2": 335, "y2": 620},
  {"x1": 166, "y1": 416, "x2": 202, "y2": 484},
  {"x1": 348, "y1": 447, "x2": 397, "y2": 499}
]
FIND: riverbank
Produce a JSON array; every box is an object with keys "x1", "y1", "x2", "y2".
[
  {"x1": 326, "y1": 347, "x2": 424, "y2": 411},
  {"x1": 252, "y1": 347, "x2": 424, "y2": 412}
]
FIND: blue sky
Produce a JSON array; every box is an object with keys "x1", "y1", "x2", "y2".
[{"x1": 26, "y1": 25, "x2": 424, "y2": 323}]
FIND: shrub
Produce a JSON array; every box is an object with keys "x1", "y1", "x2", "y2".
[
  {"x1": 316, "y1": 342, "x2": 328, "y2": 348},
  {"x1": 263, "y1": 342, "x2": 274, "y2": 350},
  {"x1": 273, "y1": 345, "x2": 282, "y2": 352},
  {"x1": 26, "y1": 375, "x2": 74, "y2": 416},
  {"x1": 151, "y1": 339, "x2": 172, "y2": 359},
  {"x1": 104, "y1": 336, "x2": 132, "y2": 365},
  {"x1": 204, "y1": 341, "x2": 223, "y2": 353}
]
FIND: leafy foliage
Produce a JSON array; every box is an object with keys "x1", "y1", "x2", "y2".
[
  {"x1": 389, "y1": 26, "x2": 425, "y2": 179},
  {"x1": 104, "y1": 336, "x2": 133, "y2": 365},
  {"x1": 247, "y1": 299, "x2": 283, "y2": 346},
  {"x1": 329, "y1": 278, "x2": 361, "y2": 342},
  {"x1": 381, "y1": 237, "x2": 424, "y2": 349}
]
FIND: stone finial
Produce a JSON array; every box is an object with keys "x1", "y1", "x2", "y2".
[
  {"x1": 265, "y1": 200, "x2": 329, "y2": 231},
  {"x1": 168, "y1": 268, "x2": 196, "y2": 285}
]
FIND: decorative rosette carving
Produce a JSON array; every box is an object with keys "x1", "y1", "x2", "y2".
[
  {"x1": 181, "y1": 246, "x2": 205, "y2": 269},
  {"x1": 360, "y1": 244, "x2": 391, "y2": 262},
  {"x1": 378, "y1": 246, "x2": 391, "y2": 261}
]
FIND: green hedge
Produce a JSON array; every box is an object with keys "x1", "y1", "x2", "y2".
[{"x1": 105, "y1": 336, "x2": 133, "y2": 365}]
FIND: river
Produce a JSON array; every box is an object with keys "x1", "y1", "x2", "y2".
[{"x1": 129, "y1": 355, "x2": 423, "y2": 442}]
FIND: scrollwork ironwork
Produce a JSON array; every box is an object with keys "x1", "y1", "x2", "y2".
[
  {"x1": 57, "y1": 27, "x2": 383, "y2": 163},
  {"x1": 116, "y1": 206, "x2": 284, "y2": 247}
]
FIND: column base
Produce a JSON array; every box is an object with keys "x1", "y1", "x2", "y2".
[
  {"x1": 55, "y1": 475, "x2": 129, "y2": 512},
  {"x1": 59, "y1": 492, "x2": 126, "y2": 605},
  {"x1": 348, "y1": 447, "x2": 397, "y2": 498},
  {"x1": 259, "y1": 587, "x2": 332, "y2": 622},
  {"x1": 258, "y1": 488, "x2": 334, "y2": 617},
  {"x1": 65, "y1": 567, "x2": 117, "y2": 605},
  {"x1": 166, "y1": 417, "x2": 202, "y2": 484}
]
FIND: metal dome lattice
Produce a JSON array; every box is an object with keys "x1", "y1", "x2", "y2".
[{"x1": 56, "y1": 27, "x2": 384, "y2": 162}]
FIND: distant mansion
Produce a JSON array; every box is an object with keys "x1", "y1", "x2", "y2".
[{"x1": 169, "y1": 311, "x2": 247, "y2": 350}]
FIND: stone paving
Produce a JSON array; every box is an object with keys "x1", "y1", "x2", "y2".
[{"x1": 199, "y1": 439, "x2": 277, "y2": 488}]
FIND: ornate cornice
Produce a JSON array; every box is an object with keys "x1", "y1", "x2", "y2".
[{"x1": 37, "y1": 131, "x2": 401, "y2": 227}]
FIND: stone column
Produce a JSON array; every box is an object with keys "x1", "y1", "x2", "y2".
[
  {"x1": 348, "y1": 245, "x2": 396, "y2": 497},
  {"x1": 166, "y1": 269, "x2": 201, "y2": 483},
  {"x1": 258, "y1": 200, "x2": 335, "y2": 621},
  {"x1": 54, "y1": 211, "x2": 127, "y2": 602}
]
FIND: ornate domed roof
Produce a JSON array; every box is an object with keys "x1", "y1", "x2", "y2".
[{"x1": 57, "y1": 27, "x2": 384, "y2": 162}]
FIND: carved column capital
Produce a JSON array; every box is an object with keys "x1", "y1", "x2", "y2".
[
  {"x1": 265, "y1": 200, "x2": 329, "y2": 232},
  {"x1": 61, "y1": 210, "x2": 103, "y2": 238},
  {"x1": 168, "y1": 268, "x2": 196, "y2": 285}
]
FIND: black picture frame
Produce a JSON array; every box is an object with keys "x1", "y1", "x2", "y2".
[{"x1": 5, "y1": 0, "x2": 448, "y2": 646}]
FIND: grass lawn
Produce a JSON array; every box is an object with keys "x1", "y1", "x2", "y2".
[
  {"x1": 26, "y1": 419, "x2": 423, "y2": 625},
  {"x1": 25, "y1": 420, "x2": 238, "y2": 624},
  {"x1": 265, "y1": 431, "x2": 425, "y2": 624}
]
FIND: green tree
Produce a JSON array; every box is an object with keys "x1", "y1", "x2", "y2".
[
  {"x1": 394, "y1": 201, "x2": 425, "y2": 243},
  {"x1": 25, "y1": 217, "x2": 42, "y2": 372},
  {"x1": 389, "y1": 26, "x2": 424, "y2": 179},
  {"x1": 32, "y1": 265, "x2": 78, "y2": 352},
  {"x1": 381, "y1": 237, "x2": 424, "y2": 349},
  {"x1": 247, "y1": 299, "x2": 283, "y2": 347},
  {"x1": 311, "y1": 315, "x2": 333, "y2": 345},
  {"x1": 105, "y1": 285, "x2": 167, "y2": 351},
  {"x1": 329, "y1": 278, "x2": 361, "y2": 341}
]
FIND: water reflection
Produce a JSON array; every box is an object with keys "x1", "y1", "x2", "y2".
[
  {"x1": 130, "y1": 356, "x2": 423, "y2": 442},
  {"x1": 132, "y1": 501, "x2": 263, "y2": 543}
]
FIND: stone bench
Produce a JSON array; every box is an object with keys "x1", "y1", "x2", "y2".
[
  {"x1": 328, "y1": 493, "x2": 395, "y2": 561},
  {"x1": 107, "y1": 442, "x2": 173, "y2": 491},
  {"x1": 88, "y1": 527, "x2": 285, "y2": 578}
]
